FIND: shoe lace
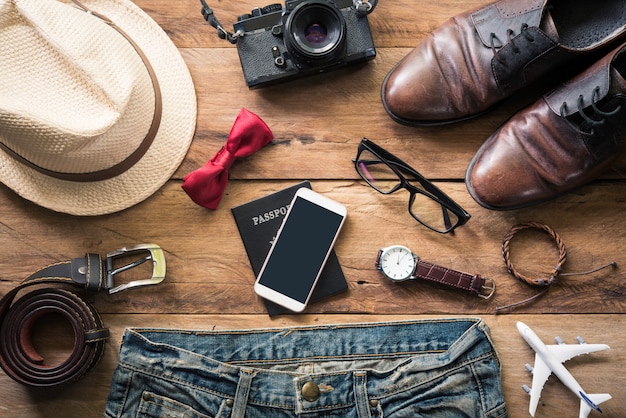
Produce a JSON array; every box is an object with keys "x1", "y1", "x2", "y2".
[
  {"x1": 559, "y1": 86, "x2": 623, "y2": 136},
  {"x1": 489, "y1": 23, "x2": 535, "y2": 60}
]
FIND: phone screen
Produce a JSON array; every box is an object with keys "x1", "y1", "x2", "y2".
[{"x1": 256, "y1": 194, "x2": 345, "y2": 303}]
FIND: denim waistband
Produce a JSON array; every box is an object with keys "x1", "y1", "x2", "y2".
[{"x1": 107, "y1": 318, "x2": 505, "y2": 416}]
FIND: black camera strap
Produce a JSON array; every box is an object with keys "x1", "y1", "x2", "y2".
[
  {"x1": 199, "y1": 0, "x2": 240, "y2": 44},
  {"x1": 199, "y1": 0, "x2": 378, "y2": 44}
]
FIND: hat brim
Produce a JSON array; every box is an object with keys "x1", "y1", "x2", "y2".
[{"x1": 0, "y1": 0, "x2": 197, "y2": 216}]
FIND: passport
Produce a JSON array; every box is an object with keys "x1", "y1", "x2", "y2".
[{"x1": 231, "y1": 181, "x2": 348, "y2": 316}]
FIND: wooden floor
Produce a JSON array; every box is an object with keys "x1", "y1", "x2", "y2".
[{"x1": 2, "y1": 0, "x2": 626, "y2": 416}]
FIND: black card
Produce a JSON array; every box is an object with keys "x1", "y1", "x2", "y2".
[{"x1": 231, "y1": 181, "x2": 348, "y2": 316}]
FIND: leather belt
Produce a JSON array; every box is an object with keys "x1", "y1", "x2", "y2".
[{"x1": 0, "y1": 244, "x2": 165, "y2": 387}]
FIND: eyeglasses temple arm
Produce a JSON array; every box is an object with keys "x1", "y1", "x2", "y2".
[{"x1": 441, "y1": 205, "x2": 453, "y2": 230}]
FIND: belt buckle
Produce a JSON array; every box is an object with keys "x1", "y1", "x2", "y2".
[
  {"x1": 478, "y1": 277, "x2": 496, "y2": 300},
  {"x1": 105, "y1": 243, "x2": 166, "y2": 294}
]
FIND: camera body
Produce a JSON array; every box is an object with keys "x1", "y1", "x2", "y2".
[{"x1": 233, "y1": 0, "x2": 376, "y2": 88}]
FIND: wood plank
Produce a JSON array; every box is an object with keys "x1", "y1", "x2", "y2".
[
  {"x1": 179, "y1": 45, "x2": 626, "y2": 180},
  {"x1": 0, "y1": 314, "x2": 623, "y2": 418},
  {"x1": 181, "y1": 48, "x2": 500, "y2": 180},
  {"x1": 1, "y1": 180, "x2": 624, "y2": 315},
  {"x1": 132, "y1": 0, "x2": 488, "y2": 48}
]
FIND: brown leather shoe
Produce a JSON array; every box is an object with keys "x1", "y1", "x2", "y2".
[
  {"x1": 382, "y1": 0, "x2": 626, "y2": 126},
  {"x1": 466, "y1": 43, "x2": 626, "y2": 210}
]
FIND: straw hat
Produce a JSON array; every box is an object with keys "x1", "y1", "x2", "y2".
[{"x1": 0, "y1": 0, "x2": 197, "y2": 215}]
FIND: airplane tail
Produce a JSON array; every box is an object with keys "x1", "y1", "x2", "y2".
[{"x1": 579, "y1": 392, "x2": 612, "y2": 418}]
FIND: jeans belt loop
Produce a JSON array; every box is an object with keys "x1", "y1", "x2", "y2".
[
  {"x1": 232, "y1": 368, "x2": 256, "y2": 418},
  {"x1": 354, "y1": 371, "x2": 373, "y2": 418}
]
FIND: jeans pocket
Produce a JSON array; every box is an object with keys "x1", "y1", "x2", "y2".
[
  {"x1": 137, "y1": 391, "x2": 231, "y2": 418},
  {"x1": 377, "y1": 359, "x2": 504, "y2": 418}
]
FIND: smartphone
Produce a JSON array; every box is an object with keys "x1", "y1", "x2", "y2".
[{"x1": 254, "y1": 187, "x2": 347, "y2": 312}]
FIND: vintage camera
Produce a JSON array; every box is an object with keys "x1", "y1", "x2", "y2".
[{"x1": 232, "y1": 0, "x2": 376, "y2": 88}]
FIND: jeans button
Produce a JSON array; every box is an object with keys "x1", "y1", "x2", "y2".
[{"x1": 301, "y1": 381, "x2": 321, "y2": 402}]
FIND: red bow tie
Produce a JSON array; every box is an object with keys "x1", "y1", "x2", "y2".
[{"x1": 182, "y1": 109, "x2": 273, "y2": 209}]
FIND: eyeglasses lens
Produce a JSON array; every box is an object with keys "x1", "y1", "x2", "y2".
[
  {"x1": 410, "y1": 194, "x2": 460, "y2": 233},
  {"x1": 356, "y1": 149, "x2": 400, "y2": 193}
]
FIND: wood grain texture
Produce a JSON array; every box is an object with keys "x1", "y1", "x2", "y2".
[{"x1": 1, "y1": 1, "x2": 625, "y2": 417}]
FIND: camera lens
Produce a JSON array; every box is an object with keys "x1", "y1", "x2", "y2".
[
  {"x1": 304, "y1": 23, "x2": 328, "y2": 45},
  {"x1": 284, "y1": 1, "x2": 346, "y2": 63}
]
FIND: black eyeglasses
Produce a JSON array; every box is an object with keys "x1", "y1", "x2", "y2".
[{"x1": 353, "y1": 138, "x2": 470, "y2": 233}]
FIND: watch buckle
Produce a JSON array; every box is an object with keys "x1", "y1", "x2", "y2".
[
  {"x1": 105, "y1": 243, "x2": 166, "y2": 294},
  {"x1": 478, "y1": 277, "x2": 496, "y2": 299}
]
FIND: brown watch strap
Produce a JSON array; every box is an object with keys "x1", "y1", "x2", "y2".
[{"x1": 413, "y1": 258, "x2": 495, "y2": 299}]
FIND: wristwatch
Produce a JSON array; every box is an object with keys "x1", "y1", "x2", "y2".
[{"x1": 375, "y1": 245, "x2": 495, "y2": 299}]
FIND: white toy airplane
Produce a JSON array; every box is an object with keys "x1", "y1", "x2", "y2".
[{"x1": 517, "y1": 321, "x2": 612, "y2": 418}]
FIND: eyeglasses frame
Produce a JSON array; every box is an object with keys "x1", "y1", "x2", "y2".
[{"x1": 354, "y1": 138, "x2": 471, "y2": 233}]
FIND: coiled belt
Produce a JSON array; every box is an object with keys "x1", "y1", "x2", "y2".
[{"x1": 0, "y1": 244, "x2": 165, "y2": 387}]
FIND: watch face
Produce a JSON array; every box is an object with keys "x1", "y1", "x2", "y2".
[{"x1": 380, "y1": 246, "x2": 416, "y2": 281}]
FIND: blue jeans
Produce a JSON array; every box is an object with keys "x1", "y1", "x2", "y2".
[{"x1": 104, "y1": 318, "x2": 507, "y2": 417}]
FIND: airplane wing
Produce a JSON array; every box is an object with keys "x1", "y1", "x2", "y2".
[
  {"x1": 546, "y1": 343, "x2": 610, "y2": 364},
  {"x1": 528, "y1": 353, "x2": 552, "y2": 416}
]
